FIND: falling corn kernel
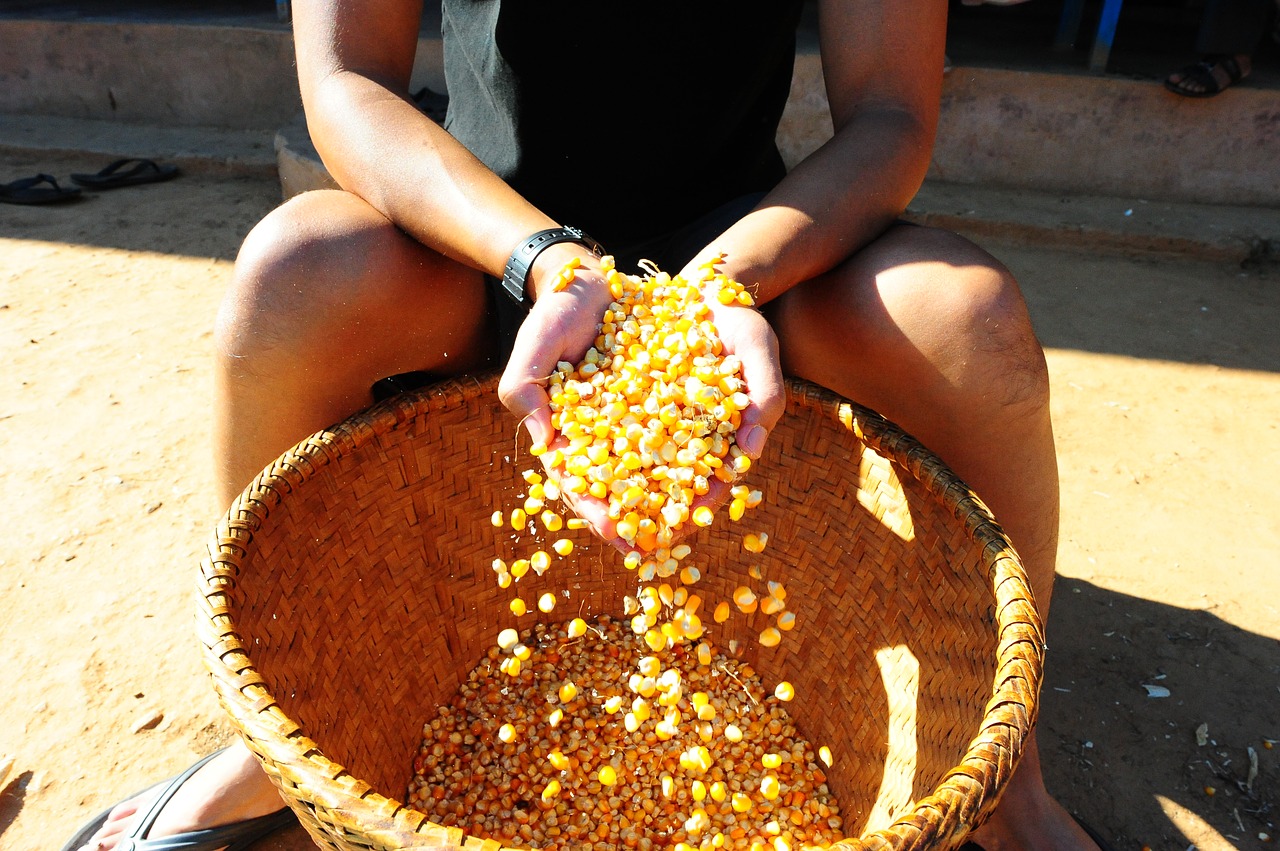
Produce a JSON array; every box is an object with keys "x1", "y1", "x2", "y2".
[
  {"x1": 490, "y1": 510, "x2": 504, "y2": 527},
  {"x1": 558, "y1": 681, "x2": 578, "y2": 702},
  {"x1": 774, "y1": 681, "x2": 795, "y2": 702},
  {"x1": 497, "y1": 628, "x2": 519, "y2": 651},
  {"x1": 498, "y1": 723, "x2": 516, "y2": 743},
  {"x1": 724, "y1": 724, "x2": 743, "y2": 742},
  {"x1": 819, "y1": 745, "x2": 833, "y2": 766},
  {"x1": 538, "y1": 592, "x2": 557, "y2": 613},
  {"x1": 553, "y1": 538, "x2": 574, "y2": 556},
  {"x1": 777, "y1": 611, "x2": 797, "y2": 631},
  {"x1": 510, "y1": 598, "x2": 527, "y2": 616},
  {"x1": 762, "y1": 753, "x2": 782, "y2": 769},
  {"x1": 761, "y1": 775, "x2": 781, "y2": 800},
  {"x1": 567, "y1": 617, "x2": 587, "y2": 638},
  {"x1": 566, "y1": 517, "x2": 588, "y2": 530},
  {"x1": 530, "y1": 550, "x2": 551, "y2": 575},
  {"x1": 743, "y1": 532, "x2": 768, "y2": 553},
  {"x1": 759, "y1": 627, "x2": 782, "y2": 647},
  {"x1": 547, "y1": 708, "x2": 563, "y2": 728},
  {"x1": 541, "y1": 511, "x2": 563, "y2": 532},
  {"x1": 510, "y1": 508, "x2": 527, "y2": 531},
  {"x1": 692, "y1": 506, "x2": 715, "y2": 527},
  {"x1": 548, "y1": 751, "x2": 569, "y2": 771},
  {"x1": 599, "y1": 765, "x2": 618, "y2": 786},
  {"x1": 713, "y1": 601, "x2": 731, "y2": 623},
  {"x1": 541, "y1": 778, "x2": 561, "y2": 802}
]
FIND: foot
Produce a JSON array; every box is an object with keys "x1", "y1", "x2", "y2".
[
  {"x1": 964, "y1": 736, "x2": 1103, "y2": 851},
  {"x1": 1165, "y1": 54, "x2": 1251, "y2": 97},
  {"x1": 73, "y1": 743, "x2": 285, "y2": 851}
]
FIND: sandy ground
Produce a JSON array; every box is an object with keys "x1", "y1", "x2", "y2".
[{"x1": 1, "y1": 151, "x2": 1277, "y2": 851}]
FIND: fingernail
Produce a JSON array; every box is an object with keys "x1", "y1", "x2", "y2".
[{"x1": 740, "y1": 425, "x2": 766, "y2": 458}]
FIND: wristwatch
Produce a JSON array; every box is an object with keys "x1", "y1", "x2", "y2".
[{"x1": 501, "y1": 226, "x2": 605, "y2": 307}]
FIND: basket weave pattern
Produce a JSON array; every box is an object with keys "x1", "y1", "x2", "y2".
[{"x1": 197, "y1": 374, "x2": 1044, "y2": 851}]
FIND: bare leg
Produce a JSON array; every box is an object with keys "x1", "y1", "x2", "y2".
[
  {"x1": 767, "y1": 224, "x2": 1092, "y2": 851},
  {"x1": 78, "y1": 189, "x2": 494, "y2": 850}
]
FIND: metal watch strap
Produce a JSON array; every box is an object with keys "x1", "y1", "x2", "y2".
[{"x1": 501, "y1": 226, "x2": 605, "y2": 307}]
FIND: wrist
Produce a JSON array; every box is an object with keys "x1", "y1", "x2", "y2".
[
  {"x1": 528, "y1": 243, "x2": 610, "y2": 302},
  {"x1": 502, "y1": 226, "x2": 605, "y2": 307}
]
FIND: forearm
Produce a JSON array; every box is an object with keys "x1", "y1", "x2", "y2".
[
  {"x1": 688, "y1": 106, "x2": 934, "y2": 304},
  {"x1": 304, "y1": 71, "x2": 558, "y2": 280}
]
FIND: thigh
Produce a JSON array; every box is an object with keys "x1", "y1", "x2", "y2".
[{"x1": 216, "y1": 189, "x2": 498, "y2": 500}]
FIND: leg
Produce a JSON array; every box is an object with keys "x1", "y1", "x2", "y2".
[
  {"x1": 75, "y1": 189, "x2": 495, "y2": 851},
  {"x1": 767, "y1": 224, "x2": 1091, "y2": 851}
]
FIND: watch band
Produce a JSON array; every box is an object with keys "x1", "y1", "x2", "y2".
[{"x1": 501, "y1": 226, "x2": 605, "y2": 307}]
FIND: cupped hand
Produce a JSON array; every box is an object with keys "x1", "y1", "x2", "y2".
[{"x1": 496, "y1": 264, "x2": 625, "y2": 547}]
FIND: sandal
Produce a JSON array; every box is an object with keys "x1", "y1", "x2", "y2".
[
  {"x1": 59, "y1": 749, "x2": 295, "y2": 851},
  {"x1": 1164, "y1": 54, "x2": 1248, "y2": 98},
  {"x1": 70, "y1": 158, "x2": 179, "y2": 190},
  {"x1": 0, "y1": 173, "x2": 82, "y2": 205}
]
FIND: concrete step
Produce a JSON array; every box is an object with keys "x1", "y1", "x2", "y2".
[
  {"x1": 0, "y1": 113, "x2": 279, "y2": 179},
  {"x1": 3, "y1": 7, "x2": 1278, "y2": 208}
]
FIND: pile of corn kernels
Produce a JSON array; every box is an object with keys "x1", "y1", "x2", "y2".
[
  {"x1": 408, "y1": 258, "x2": 841, "y2": 849},
  {"x1": 407, "y1": 616, "x2": 844, "y2": 851}
]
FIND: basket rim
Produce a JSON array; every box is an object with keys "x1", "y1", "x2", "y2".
[{"x1": 196, "y1": 372, "x2": 1045, "y2": 851}]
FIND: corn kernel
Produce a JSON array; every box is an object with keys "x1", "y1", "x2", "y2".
[
  {"x1": 599, "y1": 765, "x2": 618, "y2": 786},
  {"x1": 553, "y1": 537, "x2": 574, "y2": 556},
  {"x1": 538, "y1": 592, "x2": 557, "y2": 613},
  {"x1": 509, "y1": 598, "x2": 527, "y2": 616},
  {"x1": 759, "y1": 627, "x2": 782, "y2": 648},
  {"x1": 490, "y1": 510, "x2": 504, "y2": 527},
  {"x1": 774, "y1": 681, "x2": 795, "y2": 702}
]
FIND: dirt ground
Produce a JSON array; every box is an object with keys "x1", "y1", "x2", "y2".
[{"x1": 1, "y1": 151, "x2": 1277, "y2": 851}]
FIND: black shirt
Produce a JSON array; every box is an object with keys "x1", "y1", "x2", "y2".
[{"x1": 441, "y1": 0, "x2": 806, "y2": 247}]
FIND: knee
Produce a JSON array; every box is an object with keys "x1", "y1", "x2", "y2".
[
  {"x1": 216, "y1": 190, "x2": 393, "y2": 366},
  {"x1": 777, "y1": 227, "x2": 1050, "y2": 418}
]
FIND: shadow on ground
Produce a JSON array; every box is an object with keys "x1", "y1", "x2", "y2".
[{"x1": 1040, "y1": 577, "x2": 1278, "y2": 850}]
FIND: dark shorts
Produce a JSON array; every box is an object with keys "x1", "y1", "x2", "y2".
[{"x1": 373, "y1": 192, "x2": 766, "y2": 401}]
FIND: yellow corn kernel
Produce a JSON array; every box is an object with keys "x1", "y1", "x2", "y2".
[
  {"x1": 777, "y1": 610, "x2": 797, "y2": 631},
  {"x1": 540, "y1": 778, "x2": 561, "y2": 803},
  {"x1": 743, "y1": 532, "x2": 768, "y2": 553},
  {"x1": 540, "y1": 510, "x2": 563, "y2": 532},
  {"x1": 692, "y1": 505, "x2": 715, "y2": 527},
  {"x1": 713, "y1": 601, "x2": 731, "y2": 623},
  {"x1": 510, "y1": 508, "x2": 527, "y2": 531},
  {"x1": 548, "y1": 708, "x2": 563, "y2": 728},
  {"x1": 566, "y1": 617, "x2": 587, "y2": 638},
  {"x1": 509, "y1": 598, "x2": 527, "y2": 616},
  {"x1": 759, "y1": 626, "x2": 782, "y2": 647},
  {"x1": 566, "y1": 517, "x2": 589, "y2": 530},
  {"x1": 530, "y1": 550, "x2": 551, "y2": 575},
  {"x1": 552, "y1": 537, "x2": 574, "y2": 556},
  {"x1": 548, "y1": 751, "x2": 570, "y2": 771},
  {"x1": 819, "y1": 745, "x2": 833, "y2": 767},
  {"x1": 774, "y1": 681, "x2": 795, "y2": 702},
  {"x1": 558, "y1": 681, "x2": 578, "y2": 702},
  {"x1": 497, "y1": 723, "x2": 516, "y2": 743},
  {"x1": 490, "y1": 510, "x2": 504, "y2": 527},
  {"x1": 762, "y1": 753, "x2": 783, "y2": 769},
  {"x1": 761, "y1": 775, "x2": 781, "y2": 800},
  {"x1": 598, "y1": 765, "x2": 618, "y2": 786},
  {"x1": 538, "y1": 592, "x2": 556, "y2": 613},
  {"x1": 497, "y1": 628, "x2": 519, "y2": 651}
]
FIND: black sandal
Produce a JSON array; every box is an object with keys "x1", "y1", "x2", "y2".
[
  {"x1": 1164, "y1": 54, "x2": 1246, "y2": 98},
  {"x1": 0, "y1": 173, "x2": 82, "y2": 205}
]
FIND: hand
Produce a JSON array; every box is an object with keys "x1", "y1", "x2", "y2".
[
  {"x1": 497, "y1": 255, "x2": 624, "y2": 546},
  {"x1": 682, "y1": 268, "x2": 786, "y2": 523}
]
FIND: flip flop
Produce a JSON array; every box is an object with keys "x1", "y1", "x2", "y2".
[
  {"x1": 70, "y1": 158, "x2": 180, "y2": 190},
  {"x1": 60, "y1": 748, "x2": 295, "y2": 851},
  {"x1": 0, "y1": 173, "x2": 82, "y2": 205}
]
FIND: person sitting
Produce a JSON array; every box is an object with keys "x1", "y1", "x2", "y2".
[{"x1": 65, "y1": 2, "x2": 1104, "y2": 850}]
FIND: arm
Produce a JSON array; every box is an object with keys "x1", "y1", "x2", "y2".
[
  {"x1": 293, "y1": 0, "x2": 603, "y2": 300},
  {"x1": 681, "y1": 0, "x2": 948, "y2": 302},
  {"x1": 293, "y1": 0, "x2": 615, "y2": 442}
]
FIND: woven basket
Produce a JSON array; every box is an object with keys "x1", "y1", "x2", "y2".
[{"x1": 197, "y1": 373, "x2": 1043, "y2": 851}]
